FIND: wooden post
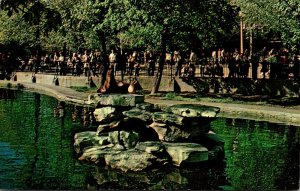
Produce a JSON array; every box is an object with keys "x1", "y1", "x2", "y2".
[
  {"x1": 249, "y1": 26, "x2": 253, "y2": 59},
  {"x1": 240, "y1": 17, "x2": 244, "y2": 54}
]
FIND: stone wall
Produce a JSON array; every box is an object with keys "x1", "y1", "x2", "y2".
[
  {"x1": 14, "y1": 72, "x2": 298, "y2": 97},
  {"x1": 13, "y1": 72, "x2": 176, "y2": 92}
]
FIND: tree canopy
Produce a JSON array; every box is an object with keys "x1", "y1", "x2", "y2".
[
  {"x1": 231, "y1": 0, "x2": 300, "y2": 51},
  {"x1": 0, "y1": 0, "x2": 238, "y2": 54},
  {"x1": 0, "y1": 0, "x2": 298, "y2": 55}
]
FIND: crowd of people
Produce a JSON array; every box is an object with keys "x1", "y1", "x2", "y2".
[{"x1": 1, "y1": 46, "x2": 299, "y2": 80}]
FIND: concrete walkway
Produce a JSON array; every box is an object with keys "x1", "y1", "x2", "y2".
[
  {"x1": 0, "y1": 80, "x2": 299, "y2": 126},
  {"x1": 0, "y1": 80, "x2": 90, "y2": 105},
  {"x1": 145, "y1": 97, "x2": 300, "y2": 126}
]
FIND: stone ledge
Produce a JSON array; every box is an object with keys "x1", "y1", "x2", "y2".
[{"x1": 88, "y1": 93, "x2": 144, "y2": 107}]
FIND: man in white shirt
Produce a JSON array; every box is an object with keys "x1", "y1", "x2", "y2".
[{"x1": 109, "y1": 49, "x2": 117, "y2": 76}]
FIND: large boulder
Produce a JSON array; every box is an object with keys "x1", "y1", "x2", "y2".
[
  {"x1": 163, "y1": 142, "x2": 208, "y2": 166},
  {"x1": 148, "y1": 122, "x2": 210, "y2": 142},
  {"x1": 108, "y1": 130, "x2": 140, "y2": 149},
  {"x1": 149, "y1": 122, "x2": 190, "y2": 142},
  {"x1": 152, "y1": 112, "x2": 185, "y2": 126},
  {"x1": 97, "y1": 122, "x2": 115, "y2": 135},
  {"x1": 104, "y1": 149, "x2": 168, "y2": 172},
  {"x1": 88, "y1": 94, "x2": 144, "y2": 107},
  {"x1": 135, "y1": 141, "x2": 167, "y2": 155},
  {"x1": 165, "y1": 104, "x2": 220, "y2": 118},
  {"x1": 97, "y1": 118, "x2": 147, "y2": 132},
  {"x1": 93, "y1": 107, "x2": 123, "y2": 123},
  {"x1": 152, "y1": 111, "x2": 213, "y2": 129},
  {"x1": 97, "y1": 118, "x2": 159, "y2": 141},
  {"x1": 78, "y1": 144, "x2": 120, "y2": 164},
  {"x1": 148, "y1": 122, "x2": 168, "y2": 141},
  {"x1": 135, "y1": 102, "x2": 155, "y2": 111},
  {"x1": 166, "y1": 126, "x2": 193, "y2": 142},
  {"x1": 74, "y1": 131, "x2": 105, "y2": 154},
  {"x1": 122, "y1": 109, "x2": 153, "y2": 124}
]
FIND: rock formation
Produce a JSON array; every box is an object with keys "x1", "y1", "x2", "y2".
[{"x1": 75, "y1": 94, "x2": 225, "y2": 172}]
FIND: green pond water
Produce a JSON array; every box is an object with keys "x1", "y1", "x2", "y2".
[{"x1": 0, "y1": 89, "x2": 298, "y2": 190}]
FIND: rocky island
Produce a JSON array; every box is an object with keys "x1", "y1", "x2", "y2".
[{"x1": 74, "y1": 94, "x2": 225, "y2": 172}]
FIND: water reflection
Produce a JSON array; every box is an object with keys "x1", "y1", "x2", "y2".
[
  {"x1": 211, "y1": 118, "x2": 299, "y2": 190},
  {"x1": 0, "y1": 88, "x2": 17, "y2": 99},
  {"x1": 0, "y1": 88, "x2": 298, "y2": 190},
  {"x1": 70, "y1": 105, "x2": 94, "y2": 127},
  {"x1": 86, "y1": 162, "x2": 227, "y2": 190},
  {"x1": 53, "y1": 101, "x2": 65, "y2": 118}
]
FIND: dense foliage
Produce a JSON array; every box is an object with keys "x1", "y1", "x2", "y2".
[
  {"x1": 231, "y1": 0, "x2": 300, "y2": 51},
  {"x1": 0, "y1": 0, "x2": 238, "y2": 54},
  {"x1": 0, "y1": 0, "x2": 299, "y2": 55}
]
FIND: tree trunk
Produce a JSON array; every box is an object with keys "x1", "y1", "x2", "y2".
[
  {"x1": 35, "y1": 21, "x2": 41, "y2": 74},
  {"x1": 62, "y1": 29, "x2": 67, "y2": 62},
  {"x1": 98, "y1": 30, "x2": 108, "y2": 86},
  {"x1": 151, "y1": 25, "x2": 167, "y2": 94}
]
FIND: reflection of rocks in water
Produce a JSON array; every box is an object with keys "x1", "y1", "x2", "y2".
[
  {"x1": 89, "y1": 164, "x2": 227, "y2": 190},
  {"x1": 53, "y1": 101, "x2": 65, "y2": 118},
  {"x1": 90, "y1": 167, "x2": 167, "y2": 190}
]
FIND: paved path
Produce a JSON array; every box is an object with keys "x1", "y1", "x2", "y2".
[
  {"x1": 1, "y1": 80, "x2": 299, "y2": 126},
  {"x1": 145, "y1": 97, "x2": 300, "y2": 126},
  {"x1": 0, "y1": 81, "x2": 90, "y2": 105}
]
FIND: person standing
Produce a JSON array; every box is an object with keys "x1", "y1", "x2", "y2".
[
  {"x1": 109, "y1": 49, "x2": 117, "y2": 76},
  {"x1": 146, "y1": 51, "x2": 155, "y2": 76},
  {"x1": 118, "y1": 52, "x2": 127, "y2": 81},
  {"x1": 133, "y1": 51, "x2": 140, "y2": 76},
  {"x1": 82, "y1": 50, "x2": 89, "y2": 77},
  {"x1": 71, "y1": 53, "x2": 81, "y2": 76},
  {"x1": 261, "y1": 57, "x2": 269, "y2": 79},
  {"x1": 173, "y1": 50, "x2": 182, "y2": 77},
  {"x1": 189, "y1": 49, "x2": 197, "y2": 78},
  {"x1": 228, "y1": 53, "x2": 236, "y2": 78},
  {"x1": 267, "y1": 49, "x2": 278, "y2": 79},
  {"x1": 89, "y1": 50, "x2": 97, "y2": 77},
  {"x1": 251, "y1": 53, "x2": 259, "y2": 79},
  {"x1": 53, "y1": 52, "x2": 60, "y2": 75},
  {"x1": 166, "y1": 52, "x2": 172, "y2": 76},
  {"x1": 58, "y1": 51, "x2": 65, "y2": 75}
]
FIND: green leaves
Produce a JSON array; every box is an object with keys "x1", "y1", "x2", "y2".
[
  {"x1": 233, "y1": 0, "x2": 300, "y2": 50},
  {"x1": 0, "y1": 11, "x2": 36, "y2": 47},
  {"x1": 0, "y1": 0, "x2": 238, "y2": 53}
]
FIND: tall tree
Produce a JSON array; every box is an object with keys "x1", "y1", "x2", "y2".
[
  {"x1": 0, "y1": 0, "x2": 61, "y2": 54},
  {"x1": 231, "y1": 0, "x2": 300, "y2": 51},
  {"x1": 99, "y1": 0, "x2": 237, "y2": 93}
]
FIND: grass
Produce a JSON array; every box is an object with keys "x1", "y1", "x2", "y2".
[
  {"x1": 162, "y1": 92, "x2": 201, "y2": 101},
  {"x1": 69, "y1": 86, "x2": 294, "y2": 107},
  {"x1": 150, "y1": 92, "x2": 270, "y2": 106}
]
